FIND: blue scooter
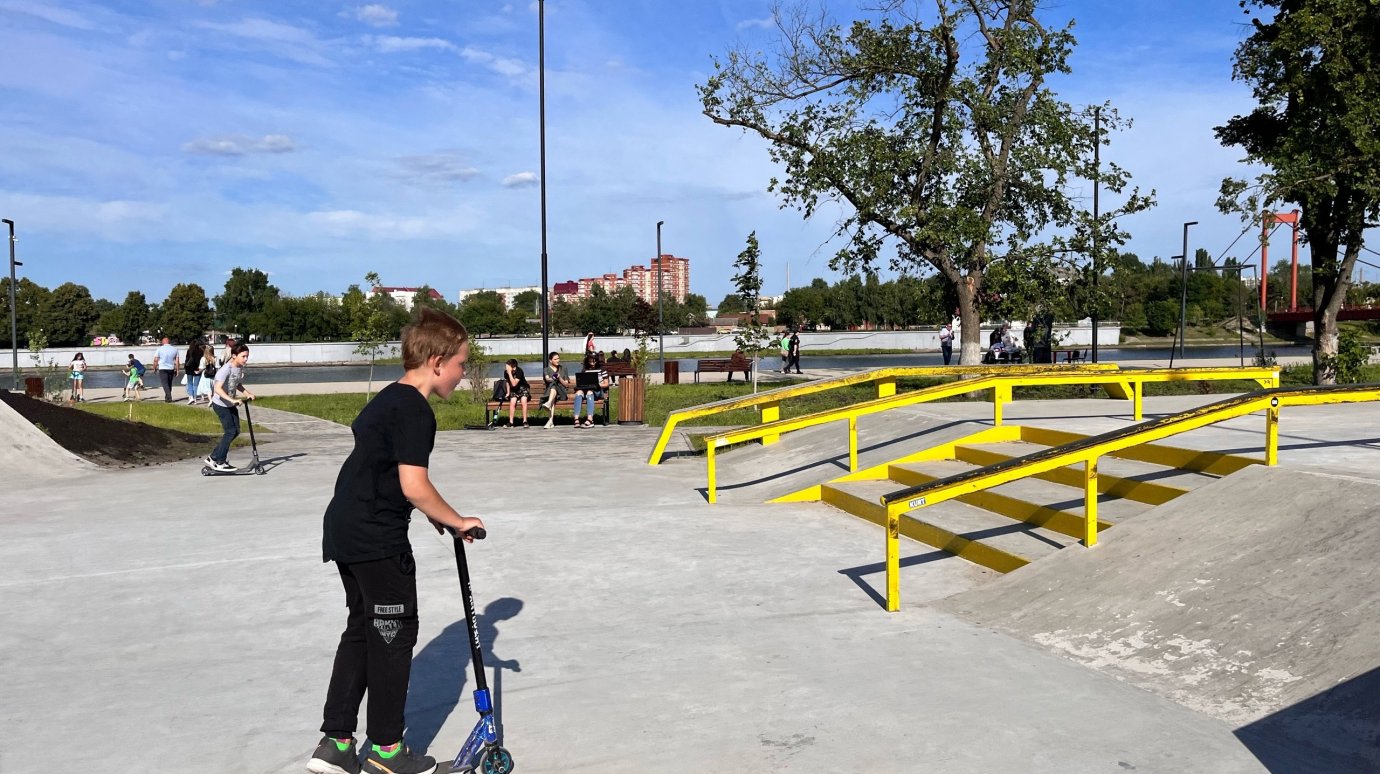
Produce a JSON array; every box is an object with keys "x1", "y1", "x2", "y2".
[{"x1": 448, "y1": 527, "x2": 516, "y2": 774}]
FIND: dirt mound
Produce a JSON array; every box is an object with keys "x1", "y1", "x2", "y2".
[{"x1": 0, "y1": 390, "x2": 215, "y2": 467}]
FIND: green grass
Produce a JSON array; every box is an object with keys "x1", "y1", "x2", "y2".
[{"x1": 75, "y1": 401, "x2": 266, "y2": 445}]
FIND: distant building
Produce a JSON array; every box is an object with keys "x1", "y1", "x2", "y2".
[
  {"x1": 457, "y1": 285, "x2": 541, "y2": 311},
  {"x1": 371, "y1": 286, "x2": 443, "y2": 311},
  {"x1": 553, "y1": 254, "x2": 691, "y2": 305}
]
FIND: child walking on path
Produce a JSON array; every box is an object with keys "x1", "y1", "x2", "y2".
[
  {"x1": 207, "y1": 343, "x2": 255, "y2": 472},
  {"x1": 308, "y1": 307, "x2": 486, "y2": 774}
]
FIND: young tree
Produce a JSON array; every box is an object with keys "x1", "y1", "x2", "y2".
[
  {"x1": 700, "y1": 0, "x2": 1149, "y2": 363},
  {"x1": 731, "y1": 232, "x2": 774, "y2": 391},
  {"x1": 1216, "y1": 0, "x2": 1380, "y2": 383},
  {"x1": 353, "y1": 272, "x2": 398, "y2": 400}
]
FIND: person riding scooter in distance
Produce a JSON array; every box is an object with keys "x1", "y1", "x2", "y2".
[{"x1": 206, "y1": 343, "x2": 255, "y2": 472}]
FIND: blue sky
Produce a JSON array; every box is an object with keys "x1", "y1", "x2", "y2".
[{"x1": 0, "y1": 0, "x2": 1320, "y2": 306}]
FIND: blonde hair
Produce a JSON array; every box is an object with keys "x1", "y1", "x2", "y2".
[{"x1": 401, "y1": 306, "x2": 469, "y2": 370}]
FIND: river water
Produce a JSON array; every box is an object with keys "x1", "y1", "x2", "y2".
[{"x1": 75, "y1": 344, "x2": 1309, "y2": 389}]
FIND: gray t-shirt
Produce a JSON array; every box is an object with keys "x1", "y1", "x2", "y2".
[{"x1": 212, "y1": 363, "x2": 245, "y2": 407}]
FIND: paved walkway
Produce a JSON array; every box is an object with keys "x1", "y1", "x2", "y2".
[{"x1": 2, "y1": 359, "x2": 1369, "y2": 773}]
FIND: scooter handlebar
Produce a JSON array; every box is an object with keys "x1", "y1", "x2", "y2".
[{"x1": 450, "y1": 526, "x2": 486, "y2": 541}]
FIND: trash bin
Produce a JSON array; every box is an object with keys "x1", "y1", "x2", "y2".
[
  {"x1": 24, "y1": 376, "x2": 43, "y2": 398},
  {"x1": 662, "y1": 360, "x2": 680, "y2": 385}
]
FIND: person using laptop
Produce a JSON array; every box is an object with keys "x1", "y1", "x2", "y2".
[{"x1": 572, "y1": 353, "x2": 611, "y2": 428}]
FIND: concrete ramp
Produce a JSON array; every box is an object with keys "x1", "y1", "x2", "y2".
[
  {"x1": 937, "y1": 465, "x2": 1379, "y2": 772},
  {"x1": 0, "y1": 391, "x2": 94, "y2": 477}
]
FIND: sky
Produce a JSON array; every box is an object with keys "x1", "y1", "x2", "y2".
[{"x1": 0, "y1": 0, "x2": 1339, "y2": 307}]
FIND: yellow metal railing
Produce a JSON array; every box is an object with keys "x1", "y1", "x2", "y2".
[
  {"x1": 701, "y1": 366, "x2": 1280, "y2": 503},
  {"x1": 648, "y1": 364, "x2": 1121, "y2": 465},
  {"x1": 879, "y1": 383, "x2": 1380, "y2": 612}
]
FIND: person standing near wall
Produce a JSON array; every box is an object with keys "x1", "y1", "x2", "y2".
[
  {"x1": 787, "y1": 330, "x2": 802, "y2": 374},
  {"x1": 939, "y1": 323, "x2": 954, "y2": 366},
  {"x1": 153, "y1": 336, "x2": 180, "y2": 403}
]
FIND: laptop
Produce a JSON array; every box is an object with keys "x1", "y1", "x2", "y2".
[{"x1": 575, "y1": 371, "x2": 603, "y2": 389}]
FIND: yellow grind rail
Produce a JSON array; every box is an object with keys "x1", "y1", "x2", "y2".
[
  {"x1": 647, "y1": 363, "x2": 1120, "y2": 465},
  {"x1": 878, "y1": 383, "x2": 1380, "y2": 612},
  {"x1": 702, "y1": 366, "x2": 1279, "y2": 503}
]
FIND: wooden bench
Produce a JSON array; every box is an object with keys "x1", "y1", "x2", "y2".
[
  {"x1": 483, "y1": 383, "x2": 611, "y2": 427},
  {"x1": 694, "y1": 355, "x2": 754, "y2": 383},
  {"x1": 603, "y1": 360, "x2": 637, "y2": 378}
]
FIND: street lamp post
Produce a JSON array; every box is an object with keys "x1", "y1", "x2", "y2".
[
  {"x1": 3, "y1": 219, "x2": 18, "y2": 390},
  {"x1": 656, "y1": 220, "x2": 665, "y2": 376},
  {"x1": 1090, "y1": 105, "x2": 1101, "y2": 363},
  {"x1": 537, "y1": 0, "x2": 550, "y2": 367},
  {"x1": 1173, "y1": 221, "x2": 1198, "y2": 366}
]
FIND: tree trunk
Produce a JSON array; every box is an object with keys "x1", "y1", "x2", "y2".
[
  {"x1": 1308, "y1": 208, "x2": 1363, "y2": 386},
  {"x1": 955, "y1": 275, "x2": 982, "y2": 365}
]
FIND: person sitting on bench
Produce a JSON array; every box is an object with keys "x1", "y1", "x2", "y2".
[
  {"x1": 539, "y1": 351, "x2": 571, "y2": 429},
  {"x1": 573, "y1": 354, "x2": 611, "y2": 428},
  {"x1": 502, "y1": 358, "x2": 531, "y2": 427}
]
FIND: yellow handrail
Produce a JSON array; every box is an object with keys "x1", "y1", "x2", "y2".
[
  {"x1": 702, "y1": 366, "x2": 1279, "y2": 503},
  {"x1": 879, "y1": 383, "x2": 1380, "y2": 612},
  {"x1": 648, "y1": 363, "x2": 1120, "y2": 465}
]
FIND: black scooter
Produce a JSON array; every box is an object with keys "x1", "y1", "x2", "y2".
[
  {"x1": 200, "y1": 399, "x2": 264, "y2": 476},
  {"x1": 448, "y1": 527, "x2": 516, "y2": 774}
]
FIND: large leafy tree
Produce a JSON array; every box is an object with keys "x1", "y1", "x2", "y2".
[
  {"x1": 215, "y1": 267, "x2": 280, "y2": 335},
  {"x1": 700, "y1": 0, "x2": 1149, "y2": 363},
  {"x1": 0, "y1": 278, "x2": 51, "y2": 348},
  {"x1": 457, "y1": 290, "x2": 507, "y2": 335},
  {"x1": 43, "y1": 282, "x2": 99, "y2": 346},
  {"x1": 158, "y1": 283, "x2": 213, "y2": 342},
  {"x1": 1215, "y1": 0, "x2": 1380, "y2": 383}
]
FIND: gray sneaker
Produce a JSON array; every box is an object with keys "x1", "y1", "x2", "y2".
[
  {"x1": 362, "y1": 743, "x2": 435, "y2": 774},
  {"x1": 308, "y1": 736, "x2": 361, "y2": 774}
]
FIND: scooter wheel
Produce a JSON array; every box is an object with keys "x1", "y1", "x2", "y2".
[
  {"x1": 201, "y1": 467, "x2": 211, "y2": 476},
  {"x1": 478, "y1": 746, "x2": 515, "y2": 774}
]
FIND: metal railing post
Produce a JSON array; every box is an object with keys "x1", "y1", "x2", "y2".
[
  {"x1": 1084, "y1": 458, "x2": 1099, "y2": 547},
  {"x1": 1266, "y1": 399, "x2": 1280, "y2": 466},
  {"x1": 848, "y1": 415, "x2": 858, "y2": 471},
  {"x1": 886, "y1": 507, "x2": 901, "y2": 612},
  {"x1": 761, "y1": 400, "x2": 781, "y2": 445},
  {"x1": 707, "y1": 443, "x2": 718, "y2": 503}
]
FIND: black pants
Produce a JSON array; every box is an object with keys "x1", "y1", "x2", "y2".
[
  {"x1": 158, "y1": 369, "x2": 174, "y2": 401},
  {"x1": 941, "y1": 342, "x2": 952, "y2": 365},
  {"x1": 321, "y1": 552, "x2": 419, "y2": 746},
  {"x1": 788, "y1": 353, "x2": 801, "y2": 373}
]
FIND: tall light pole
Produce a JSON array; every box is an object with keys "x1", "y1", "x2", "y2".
[
  {"x1": 1174, "y1": 221, "x2": 1198, "y2": 364},
  {"x1": 1090, "y1": 105, "x2": 1101, "y2": 363},
  {"x1": 656, "y1": 220, "x2": 665, "y2": 375},
  {"x1": 537, "y1": 0, "x2": 550, "y2": 365},
  {"x1": 3, "y1": 218, "x2": 18, "y2": 390}
]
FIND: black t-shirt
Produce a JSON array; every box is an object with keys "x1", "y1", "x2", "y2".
[{"x1": 322, "y1": 382, "x2": 436, "y2": 564}]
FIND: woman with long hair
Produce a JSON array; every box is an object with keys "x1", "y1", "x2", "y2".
[
  {"x1": 503, "y1": 358, "x2": 531, "y2": 427},
  {"x1": 69, "y1": 352, "x2": 86, "y2": 402},
  {"x1": 184, "y1": 339, "x2": 204, "y2": 404}
]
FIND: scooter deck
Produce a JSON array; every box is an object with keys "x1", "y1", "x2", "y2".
[{"x1": 200, "y1": 462, "x2": 264, "y2": 476}]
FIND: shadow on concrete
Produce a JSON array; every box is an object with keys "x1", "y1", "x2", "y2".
[
  {"x1": 405, "y1": 597, "x2": 524, "y2": 756},
  {"x1": 1216, "y1": 436, "x2": 1380, "y2": 455},
  {"x1": 255, "y1": 452, "x2": 308, "y2": 474},
  {"x1": 838, "y1": 550, "x2": 956, "y2": 610},
  {"x1": 1234, "y1": 664, "x2": 1380, "y2": 774}
]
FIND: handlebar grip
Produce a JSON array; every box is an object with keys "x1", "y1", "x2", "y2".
[{"x1": 462, "y1": 527, "x2": 486, "y2": 541}]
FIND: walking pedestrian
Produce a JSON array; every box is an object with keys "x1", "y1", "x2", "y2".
[
  {"x1": 788, "y1": 330, "x2": 802, "y2": 374},
  {"x1": 184, "y1": 339, "x2": 204, "y2": 404},
  {"x1": 153, "y1": 336, "x2": 180, "y2": 402},
  {"x1": 939, "y1": 322, "x2": 953, "y2": 366}
]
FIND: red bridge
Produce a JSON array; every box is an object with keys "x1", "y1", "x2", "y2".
[{"x1": 1266, "y1": 306, "x2": 1380, "y2": 323}]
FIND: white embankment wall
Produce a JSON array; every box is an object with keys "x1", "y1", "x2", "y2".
[{"x1": 1, "y1": 322, "x2": 1119, "y2": 370}]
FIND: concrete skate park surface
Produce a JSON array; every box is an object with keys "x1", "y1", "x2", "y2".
[{"x1": 3, "y1": 377, "x2": 1378, "y2": 772}]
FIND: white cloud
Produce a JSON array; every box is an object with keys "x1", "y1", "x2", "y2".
[
  {"x1": 502, "y1": 172, "x2": 539, "y2": 188},
  {"x1": 182, "y1": 134, "x2": 298, "y2": 156},
  {"x1": 395, "y1": 154, "x2": 482, "y2": 185},
  {"x1": 370, "y1": 35, "x2": 456, "y2": 53},
  {"x1": 193, "y1": 18, "x2": 335, "y2": 66},
  {"x1": 735, "y1": 16, "x2": 774, "y2": 31},
  {"x1": 0, "y1": 0, "x2": 95, "y2": 30},
  {"x1": 460, "y1": 46, "x2": 527, "y2": 78},
  {"x1": 354, "y1": 4, "x2": 398, "y2": 28}
]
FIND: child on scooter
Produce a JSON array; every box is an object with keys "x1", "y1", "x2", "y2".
[
  {"x1": 308, "y1": 306, "x2": 486, "y2": 774},
  {"x1": 206, "y1": 343, "x2": 255, "y2": 472}
]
